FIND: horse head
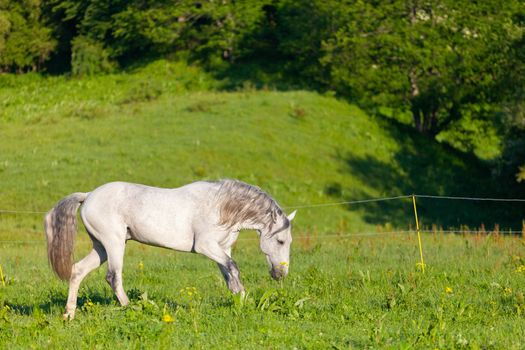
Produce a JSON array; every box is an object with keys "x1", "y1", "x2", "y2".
[{"x1": 258, "y1": 209, "x2": 296, "y2": 280}]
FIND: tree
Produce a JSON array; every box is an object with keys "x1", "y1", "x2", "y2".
[
  {"x1": 41, "y1": 0, "x2": 270, "y2": 68},
  {"x1": 264, "y1": 0, "x2": 343, "y2": 84},
  {"x1": 190, "y1": 0, "x2": 268, "y2": 64},
  {"x1": 321, "y1": 0, "x2": 524, "y2": 136},
  {"x1": 0, "y1": 0, "x2": 56, "y2": 72}
]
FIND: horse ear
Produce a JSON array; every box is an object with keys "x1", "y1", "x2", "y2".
[
  {"x1": 287, "y1": 210, "x2": 297, "y2": 221},
  {"x1": 271, "y1": 209, "x2": 277, "y2": 223}
]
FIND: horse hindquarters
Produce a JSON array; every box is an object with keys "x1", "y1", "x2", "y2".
[{"x1": 45, "y1": 192, "x2": 109, "y2": 320}]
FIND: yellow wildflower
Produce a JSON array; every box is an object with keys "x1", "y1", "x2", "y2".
[
  {"x1": 445, "y1": 286, "x2": 453, "y2": 294},
  {"x1": 138, "y1": 261, "x2": 144, "y2": 270},
  {"x1": 162, "y1": 314, "x2": 175, "y2": 323}
]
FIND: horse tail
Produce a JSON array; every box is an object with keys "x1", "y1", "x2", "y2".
[{"x1": 44, "y1": 192, "x2": 89, "y2": 280}]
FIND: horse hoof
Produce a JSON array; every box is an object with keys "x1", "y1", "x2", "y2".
[{"x1": 62, "y1": 312, "x2": 75, "y2": 321}]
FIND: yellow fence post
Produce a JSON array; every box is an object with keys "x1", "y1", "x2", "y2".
[
  {"x1": 412, "y1": 195, "x2": 426, "y2": 273},
  {"x1": 0, "y1": 264, "x2": 5, "y2": 287}
]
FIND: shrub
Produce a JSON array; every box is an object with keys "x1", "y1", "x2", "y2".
[{"x1": 71, "y1": 36, "x2": 115, "y2": 77}]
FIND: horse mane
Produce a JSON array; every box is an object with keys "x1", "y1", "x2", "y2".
[{"x1": 216, "y1": 179, "x2": 282, "y2": 230}]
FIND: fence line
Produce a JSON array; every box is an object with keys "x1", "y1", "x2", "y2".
[
  {"x1": 0, "y1": 231, "x2": 410, "y2": 244},
  {"x1": 283, "y1": 195, "x2": 413, "y2": 209},
  {"x1": 0, "y1": 240, "x2": 45, "y2": 244},
  {"x1": 1, "y1": 193, "x2": 524, "y2": 214},
  {"x1": 284, "y1": 194, "x2": 525, "y2": 209},
  {"x1": 414, "y1": 194, "x2": 525, "y2": 202},
  {"x1": 1, "y1": 228, "x2": 522, "y2": 245},
  {"x1": 0, "y1": 209, "x2": 47, "y2": 214},
  {"x1": 0, "y1": 233, "x2": 387, "y2": 245},
  {"x1": 0, "y1": 194, "x2": 523, "y2": 247}
]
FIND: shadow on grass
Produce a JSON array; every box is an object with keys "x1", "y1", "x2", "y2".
[
  {"x1": 7, "y1": 292, "x2": 115, "y2": 316},
  {"x1": 209, "y1": 59, "x2": 311, "y2": 92},
  {"x1": 330, "y1": 117, "x2": 525, "y2": 230},
  {"x1": 5, "y1": 287, "x2": 185, "y2": 316}
]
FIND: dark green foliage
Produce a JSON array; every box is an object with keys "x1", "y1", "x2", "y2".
[
  {"x1": 71, "y1": 35, "x2": 114, "y2": 76},
  {"x1": 0, "y1": 0, "x2": 56, "y2": 72},
  {"x1": 499, "y1": 24, "x2": 525, "y2": 186},
  {"x1": 41, "y1": 0, "x2": 271, "y2": 67},
  {"x1": 321, "y1": 1, "x2": 522, "y2": 136},
  {"x1": 269, "y1": 0, "x2": 342, "y2": 85},
  {"x1": 499, "y1": 104, "x2": 525, "y2": 193}
]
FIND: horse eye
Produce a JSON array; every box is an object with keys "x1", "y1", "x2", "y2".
[{"x1": 277, "y1": 239, "x2": 285, "y2": 245}]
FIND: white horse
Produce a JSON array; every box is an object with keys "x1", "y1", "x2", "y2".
[{"x1": 44, "y1": 180, "x2": 296, "y2": 320}]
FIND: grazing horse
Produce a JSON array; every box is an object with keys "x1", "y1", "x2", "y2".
[{"x1": 44, "y1": 180, "x2": 296, "y2": 320}]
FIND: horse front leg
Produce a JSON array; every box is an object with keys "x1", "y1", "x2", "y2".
[
  {"x1": 195, "y1": 242, "x2": 245, "y2": 294},
  {"x1": 217, "y1": 259, "x2": 245, "y2": 294}
]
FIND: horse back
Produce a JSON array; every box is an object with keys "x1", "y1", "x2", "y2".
[{"x1": 80, "y1": 181, "x2": 220, "y2": 251}]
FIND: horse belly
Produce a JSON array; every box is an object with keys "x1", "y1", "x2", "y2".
[{"x1": 127, "y1": 216, "x2": 194, "y2": 252}]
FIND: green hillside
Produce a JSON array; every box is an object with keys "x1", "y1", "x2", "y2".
[
  {"x1": 2, "y1": 62, "x2": 525, "y2": 350},
  {"x1": 0, "y1": 61, "x2": 521, "y2": 238}
]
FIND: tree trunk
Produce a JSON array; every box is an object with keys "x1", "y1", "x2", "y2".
[
  {"x1": 419, "y1": 109, "x2": 439, "y2": 136},
  {"x1": 409, "y1": 69, "x2": 424, "y2": 132},
  {"x1": 412, "y1": 105, "x2": 423, "y2": 132},
  {"x1": 423, "y1": 111, "x2": 431, "y2": 132}
]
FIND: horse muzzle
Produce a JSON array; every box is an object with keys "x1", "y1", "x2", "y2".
[{"x1": 270, "y1": 264, "x2": 288, "y2": 280}]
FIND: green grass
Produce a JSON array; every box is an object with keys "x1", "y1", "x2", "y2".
[
  {"x1": 1, "y1": 59, "x2": 525, "y2": 348},
  {"x1": 0, "y1": 60, "x2": 215, "y2": 124},
  {"x1": 1, "y1": 233, "x2": 525, "y2": 348}
]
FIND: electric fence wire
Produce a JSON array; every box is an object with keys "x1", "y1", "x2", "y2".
[
  {"x1": 1, "y1": 229, "x2": 522, "y2": 244},
  {"x1": 2, "y1": 194, "x2": 525, "y2": 214},
  {"x1": 1, "y1": 194, "x2": 524, "y2": 243}
]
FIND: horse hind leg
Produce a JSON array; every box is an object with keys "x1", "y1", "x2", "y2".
[
  {"x1": 64, "y1": 240, "x2": 107, "y2": 320},
  {"x1": 81, "y1": 213, "x2": 130, "y2": 307},
  {"x1": 104, "y1": 241, "x2": 130, "y2": 306}
]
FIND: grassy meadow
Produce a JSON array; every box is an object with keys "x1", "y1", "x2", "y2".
[
  {"x1": 2, "y1": 232, "x2": 525, "y2": 348},
  {"x1": 1, "y1": 60, "x2": 525, "y2": 348}
]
